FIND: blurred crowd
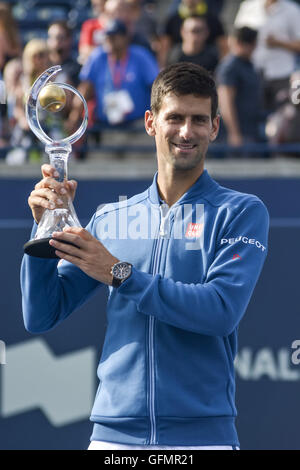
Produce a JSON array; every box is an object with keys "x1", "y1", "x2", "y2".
[{"x1": 0, "y1": 0, "x2": 300, "y2": 162}]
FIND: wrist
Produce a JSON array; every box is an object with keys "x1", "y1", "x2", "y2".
[{"x1": 110, "y1": 261, "x2": 133, "y2": 288}]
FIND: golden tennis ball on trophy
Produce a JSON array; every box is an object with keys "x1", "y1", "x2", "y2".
[{"x1": 38, "y1": 83, "x2": 66, "y2": 113}]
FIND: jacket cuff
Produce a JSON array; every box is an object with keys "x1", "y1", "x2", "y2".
[{"x1": 117, "y1": 266, "x2": 155, "y2": 305}]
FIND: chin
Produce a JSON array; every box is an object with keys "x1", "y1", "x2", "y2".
[{"x1": 173, "y1": 158, "x2": 204, "y2": 171}]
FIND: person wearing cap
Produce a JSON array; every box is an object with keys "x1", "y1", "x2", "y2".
[
  {"x1": 68, "y1": 19, "x2": 159, "y2": 131},
  {"x1": 216, "y1": 27, "x2": 262, "y2": 149}
]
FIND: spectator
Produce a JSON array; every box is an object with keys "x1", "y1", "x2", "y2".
[
  {"x1": 125, "y1": 0, "x2": 159, "y2": 55},
  {"x1": 216, "y1": 27, "x2": 262, "y2": 148},
  {"x1": 68, "y1": 19, "x2": 159, "y2": 130},
  {"x1": 160, "y1": 0, "x2": 227, "y2": 67},
  {"x1": 47, "y1": 20, "x2": 84, "y2": 157},
  {"x1": 47, "y1": 20, "x2": 81, "y2": 87},
  {"x1": 253, "y1": 0, "x2": 300, "y2": 113},
  {"x1": 2, "y1": 57, "x2": 22, "y2": 146},
  {"x1": 78, "y1": 0, "x2": 108, "y2": 64},
  {"x1": 167, "y1": 15, "x2": 219, "y2": 73},
  {"x1": 131, "y1": 1, "x2": 158, "y2": 39},
  {"x1": 265, "y1": 70, "x2": 300, "y2": 153},
  {"x1": 168, "y1": 0, "x2": 225, "y2": 18},
  {"x1": 0, "y1": 2, "x2": 22, "y2": 73},
  {"x1": 5, "y1": 39, "x2": 50, "y2": 164},
  {"x1": 104, "y1": 0, "x2": 154, "y2": 53},
  {"x1": 22, "y1": 39, "x2": 50, "y2": 89}
]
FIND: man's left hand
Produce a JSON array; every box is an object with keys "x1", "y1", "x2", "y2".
[{"x1": 49, "y1": 227, "x2": 119, "y2": 285}]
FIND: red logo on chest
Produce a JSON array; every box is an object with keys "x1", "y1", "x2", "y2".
[{"x1": 185, "y1": 223, "x2": 204, "y2": 238}]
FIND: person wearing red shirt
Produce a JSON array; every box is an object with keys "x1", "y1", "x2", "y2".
[{"x1": 78, "y1": 0, "x2": 107, "y2": 64}]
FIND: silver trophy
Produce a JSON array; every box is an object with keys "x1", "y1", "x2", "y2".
[{"x1": 23, "y1": 65, "x2": 88, "y2": 258}]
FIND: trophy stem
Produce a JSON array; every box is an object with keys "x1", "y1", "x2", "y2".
[{"x1": 45, "y1": 142, "x2": 72, "y2": 183}]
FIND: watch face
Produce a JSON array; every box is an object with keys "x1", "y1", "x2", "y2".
[{"x1": 113, "y1": 262, "x2": 131, "y2": 280}]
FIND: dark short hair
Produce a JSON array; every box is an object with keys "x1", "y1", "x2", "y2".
[
  {"x1": 234, "y1": 26, "x2": 258, "y2": 45},
  {"x1": 151, "y1": 62, "x2": 218, "y2": 119}
]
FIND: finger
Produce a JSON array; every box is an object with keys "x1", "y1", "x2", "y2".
[
  {"x1": 35, "y1": 177, "x2": 68, "y2": 195},
  {"x1": 41, "y1": 164, "x2": 59, "y2": 179},
  {"x1": 66, "y1": 180, "x2": 77, "y2": 200},
  {"x1": 29, "y1": 195, "x2": 58, "y2": 210},
  {"x1": 52, "y1": 229, "x2": 87, "y2": 247},
  {"x1": 30, "y1": 188, "x2": 64, "y2": 206},
  {"x1": 49, "y1": 238, "x2": 83, "y2": 257},
  {"x1": 53, "y1": 248, "x2": 82, "y2": 267},
  {"x1": 63, "y1": 227, "x2": 93, "y2": 241}
]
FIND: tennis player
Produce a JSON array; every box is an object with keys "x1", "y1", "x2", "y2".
[{"x1": 21, "y1": 63, "x2": 269, "y2": 450}]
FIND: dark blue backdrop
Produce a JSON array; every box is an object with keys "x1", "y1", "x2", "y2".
[{"x1": 1, "y1": 175, "x2": 300, "y2": 450}]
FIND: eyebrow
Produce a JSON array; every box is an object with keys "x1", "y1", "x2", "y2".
[{"x1": 165, "y1": 112, "x2": 210, "y2": 120}]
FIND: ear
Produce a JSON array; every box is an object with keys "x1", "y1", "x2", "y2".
[
  {"x1": 145, "y1": 110, "x2": 156, "y2": 137},
  {"x1": 209, "y1": 115, "x2": 220, "y2": 142}
]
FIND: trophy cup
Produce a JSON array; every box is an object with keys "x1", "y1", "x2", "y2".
[{"x1": 23, "y1": 65, "x2": 88, "y2": 258}]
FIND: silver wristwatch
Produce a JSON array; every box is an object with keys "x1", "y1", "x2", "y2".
[{"x1": 111, "y1": 261, "x2": 132, "y2": 288}]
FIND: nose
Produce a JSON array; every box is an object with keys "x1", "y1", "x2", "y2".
[{"x1": 179, "y1": 119, "x2": 194, "y2": 141}]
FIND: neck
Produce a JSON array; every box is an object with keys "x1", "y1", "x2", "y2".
[
  {"x1": 111, "y1": 48, "x2": 127, "y2": 61},
  {"x1": 157, "y1": 164, "x2": 204, "y2": 207},
  {"x1": 235, "y1": 51, "x2": 250, "y2": 60},
  {"x1": 50, "y1": 51, "x2": 65, "y2": 64},
  {"x1": 182, "y1": 42, "x2": 203, "y2": 56}
]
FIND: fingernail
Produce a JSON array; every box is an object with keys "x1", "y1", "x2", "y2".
[
  {"x1": 60, "y1": 188, "x2": 67, "y2": 194},
  {"x1": 57, "y1": 199, "x2": 63, "y2": 205},
  {"x1": 49, "y1": 202, "x2": 55, "y2": 208}
]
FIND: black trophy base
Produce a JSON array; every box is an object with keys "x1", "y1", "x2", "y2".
[{"x1": 24, "y1": 238, "x2": 76, "y2": 259}]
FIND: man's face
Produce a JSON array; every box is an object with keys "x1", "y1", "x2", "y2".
[
  {"x1": 47, "y1": 25, "x2": 71, "y2": 58},
  {"x1": 145, "y1": 93, "x2": 219, "y2": 172},
  {"x1": 181, "y1": 18, "x2": 209, "y2": 50},
  {"x1": 104, "y1": 33, "x2": 128, "y2": 54}
]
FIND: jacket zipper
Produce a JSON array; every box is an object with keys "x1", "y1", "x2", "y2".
[{"x1": 148, "y1": 204, "x2": 171, "y2": 445}]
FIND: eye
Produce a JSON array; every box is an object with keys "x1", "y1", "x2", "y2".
[
  {"x1": 193, "y1": 116, "x2": 208, "y2": 124},
  {"x1": 167, "y1": 114, "x2": 182, "y2": 122}
]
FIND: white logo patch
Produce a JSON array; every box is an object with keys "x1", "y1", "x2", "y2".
[{"x1": 221, "y1": 236, "x2": 266, "y2": 252}]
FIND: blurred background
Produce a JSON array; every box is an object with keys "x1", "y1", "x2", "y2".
[{"x1": 1, "y1": 0, "x2": 300, "y2": 450}]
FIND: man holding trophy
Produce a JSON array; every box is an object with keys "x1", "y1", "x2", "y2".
[{"x1": 21, "y1": 62, "x2": 269, "y2": 450}]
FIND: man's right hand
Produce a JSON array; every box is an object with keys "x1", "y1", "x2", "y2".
[{"x1": 28, "y1": 164, "x2": 77, "y2": 224}]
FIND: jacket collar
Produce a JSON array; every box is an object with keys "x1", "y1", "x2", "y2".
[{"x1": 148, "y1": 169, "x2": 218, "y2": 207}]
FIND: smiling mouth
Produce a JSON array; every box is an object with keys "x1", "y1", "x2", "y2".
[{"x1": 173, "y1": 143, "x2": 197, "y2": 150}]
